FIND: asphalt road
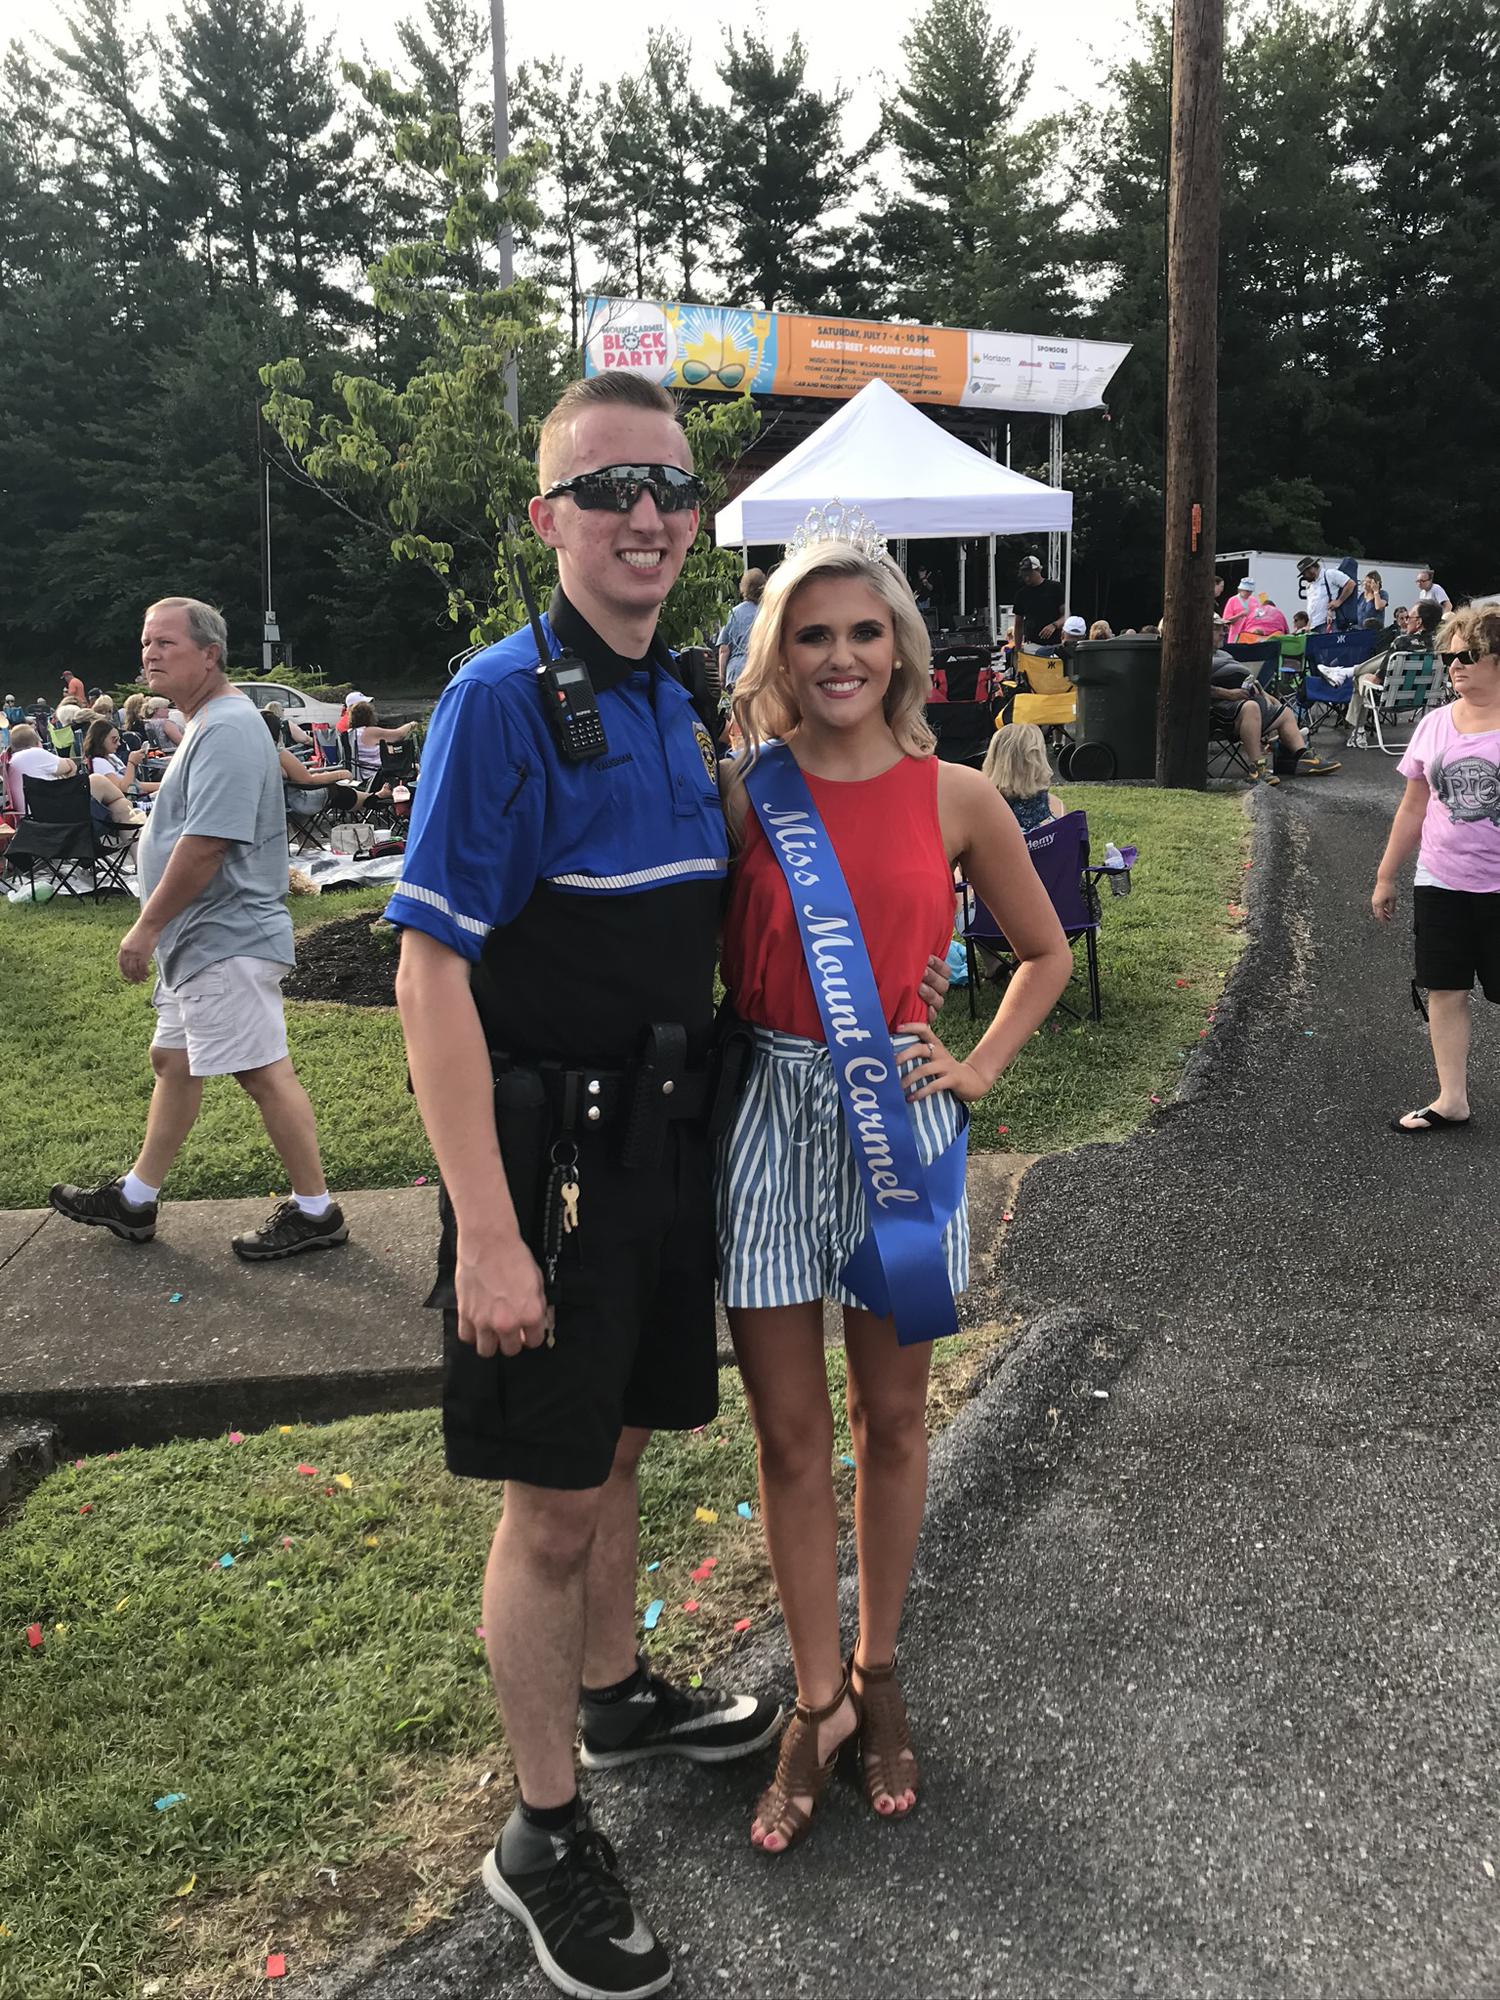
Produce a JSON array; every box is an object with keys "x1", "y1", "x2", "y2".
[{"x1": 332, "y1": 750, "x2": 1500, "y2": 2000}]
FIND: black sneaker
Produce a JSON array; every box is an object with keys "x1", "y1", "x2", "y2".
[
  {"x1": 230, "y1": 1198, "x2": 349, "y2": 1262},
  {"x1": 580, "y1": 1661, "x2": 782, "y2": 1770},
  {"x1": 49, "y1": 1177, "x2": 157, "y2": 1243},
  {"x1": 482, "y1": 1808, "x2": 671, "y2": 1999}
]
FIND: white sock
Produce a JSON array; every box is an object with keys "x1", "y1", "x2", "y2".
[
  {"x1": 293, "y1": 1190, "x2": 332, "y2": 1218},
  {"x1": 121, "y1": 1172, "x2": 159, "y2": 1207}
]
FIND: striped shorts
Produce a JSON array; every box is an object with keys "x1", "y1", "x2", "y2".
[{"x1": 716, "y1": 1027, "x2": 970, "y2": 1316}]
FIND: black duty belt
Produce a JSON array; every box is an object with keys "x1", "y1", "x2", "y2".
[{"x1": 534, "y1": 1060, "x2": 710, "y2": 1127}]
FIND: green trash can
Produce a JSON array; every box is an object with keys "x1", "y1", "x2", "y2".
[{"x1": 1065, "y1": 636, "x2": 1161, "y2": 780}]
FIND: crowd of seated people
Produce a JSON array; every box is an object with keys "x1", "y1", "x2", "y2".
[{"x1": 3, "y1": 721, "x2": 145, "y2": 827}]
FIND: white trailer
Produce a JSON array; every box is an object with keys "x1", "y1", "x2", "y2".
[{"x1": 1215, "y1": 549, "x2": 1434, "y2": 628}]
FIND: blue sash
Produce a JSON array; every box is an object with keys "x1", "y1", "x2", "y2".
[{"x1": 743, "y1": 742, "x2": 967, "y2": 1346}]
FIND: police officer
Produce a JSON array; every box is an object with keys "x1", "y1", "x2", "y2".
[{"x1": 386, "y1": 372, "x2": 780, "y2": 2000}]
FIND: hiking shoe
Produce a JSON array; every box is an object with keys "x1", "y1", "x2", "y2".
[
  {"x1": 230, "y1": 1199, "x2": 349, "y2": 1262},
  {"x1": 482, "y1": 1808, "x2": 671, "y2": 1999},
  {"x1": 49, "y1": 1176, "x2": 157, "y2": 1243},
  {"x1": 580, "y1": 1660, "x2": 782, "y2": 1770},
  {"x1": 1295, "y1": 753, "x2": 1341, "y2": 775},
  {"x1": 1251, "y1": 759, "x2": 1280, "y2": 786}
]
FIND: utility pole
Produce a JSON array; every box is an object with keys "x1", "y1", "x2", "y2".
[
  {"x1": 1156, "y1": 0, "x2": 1223, "y2": 788},
  {"x1": 256, "y1": 403, "x2": 279, "y2": 674},
  {"x1": 490, "y1": 0, "x2": 519, "y2": 426}
]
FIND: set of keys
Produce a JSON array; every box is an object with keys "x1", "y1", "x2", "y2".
[{"x1": 539, "y1": 1142, "x2": 581, "y2": 1347}]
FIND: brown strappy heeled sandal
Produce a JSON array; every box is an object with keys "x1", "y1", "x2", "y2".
[
  {"x1": 751, "y1": 1670, "x2": 854, "y2": 1854},
  {"x1": 850, "y1": 1654, "x2": 919, "y2": 1818}
]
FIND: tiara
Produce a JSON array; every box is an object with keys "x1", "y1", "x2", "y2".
[{"x1": 783, "y1": 499, "x2": 889, "y2": 563}]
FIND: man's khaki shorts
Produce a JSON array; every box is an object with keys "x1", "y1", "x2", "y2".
[{"x1": 151, "y1": 955, "x2": 291, "y2": 1077}]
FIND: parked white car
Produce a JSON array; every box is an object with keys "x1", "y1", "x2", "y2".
[{"x1": 231, "y1": 679, "x2": 347, "y2": 725}]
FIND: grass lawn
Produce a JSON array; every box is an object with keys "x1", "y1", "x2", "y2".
[
  {"x1": 0, "y1": 784, "x2": 1245, "y2": 1210},
  {"x1": 1, "y1": 783, "x2": 1247, "y2": 1996},
  {"x1": 0, "y1": 1338, "x2": 997, "y2": 2000},
  {"x1": 0, "y1": 887, "x2": 431, "y2": 1212}
]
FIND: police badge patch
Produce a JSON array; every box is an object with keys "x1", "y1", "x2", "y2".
[{"x1": 692, "y1": 719, "x2": 717, "y2": 777}]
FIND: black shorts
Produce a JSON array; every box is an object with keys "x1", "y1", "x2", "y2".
[
  {"x1": 1413, "y1": 885, "x2": 1500, "y2": 1001},
  {"x1": 436, "y1": 1121, "x2": 719, "y2": 1491}
]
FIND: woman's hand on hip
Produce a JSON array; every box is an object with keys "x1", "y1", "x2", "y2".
[{"x1": 897, "y1": 1020, "x2": 992, "y2": 1104}]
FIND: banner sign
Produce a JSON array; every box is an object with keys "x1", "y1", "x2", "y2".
[{"x1": 584, "y1": 296, "x2": 1130, "y2": 418}]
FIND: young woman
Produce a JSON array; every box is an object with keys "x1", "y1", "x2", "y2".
[
  {"x1": 82, "y1": 718, "x2": 157, "y2": 797},
  {"x1": 1373, "y1": 604, "x2": 1500, "y2": 1133},
  {"x1": 718, "y1": 535, "x2": 1073, "y2": 1854},
  {"x1": 982, "y1": 720, "x2": 1064, "y2": 832},
  {"x1": 347, "y1": 700, "x2": 419, "y2": 787}
]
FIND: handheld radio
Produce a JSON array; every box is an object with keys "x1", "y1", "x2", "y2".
[{"x1": 506, "y1": 541, "x2": 608, "y2": 764}]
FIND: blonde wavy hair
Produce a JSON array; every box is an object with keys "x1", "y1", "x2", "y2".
[
  {"x1": 1439, "y1": 604, "x2": 1500, "y2": 660},
  {"x1": 982, "y1": 720, "x2": 1053, "y2": 800},
  {"x1": 725, "y1": 540, "x2": 934, "y2": 812}
]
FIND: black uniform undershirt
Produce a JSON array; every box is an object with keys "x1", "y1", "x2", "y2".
[{"x1": 548, "y1": 586, "x2": 674, "y2": 691}]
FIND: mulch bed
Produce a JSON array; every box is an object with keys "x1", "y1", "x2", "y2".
[{"x1": 284, "y1": 914, "x2": 398, "y2": 1008}]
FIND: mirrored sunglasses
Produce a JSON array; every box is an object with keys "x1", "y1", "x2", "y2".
[{"x1": 544, "y1": 463, "x2": 705, "y2": 514}]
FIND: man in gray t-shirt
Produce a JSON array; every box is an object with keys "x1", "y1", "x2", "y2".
[{"x1": 49, "y1": 597, "x2": 350, "y2": 1264}]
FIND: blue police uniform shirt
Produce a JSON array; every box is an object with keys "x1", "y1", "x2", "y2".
[{"x1": 385, "y1": 592, "x2": 728, "y2": 1065}]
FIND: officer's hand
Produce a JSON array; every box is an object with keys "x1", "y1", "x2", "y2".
[{"x1": 456, "y1": 1232, "x2": 551, "y2": 1358}]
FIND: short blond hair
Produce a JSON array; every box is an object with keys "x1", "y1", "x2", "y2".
[
  {"x1": 982, "y1": 721, "x2": 1053, "y2": 800},
  {"x1": 537, "y1": 374, "x2": 687, "y2": 494},
  {"x1": 1439, "y1": 605, "x2": 1500, "y2": 660},
  {"x1": 724, "y1": 539, "x2": 933, "y2": 817},
  {"x1": 8, "y1": 723, "x2": 39, "y2": 750}
]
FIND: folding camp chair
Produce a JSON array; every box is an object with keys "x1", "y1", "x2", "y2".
[
  {"x1": 1359, "y1": 647, "x2": 1448, "y2": 755},
  {"x1": 1008, "y1": 649, "x2": 1077, "y2": 741},
  {"x1": 926, "y1": 700, "x2": 997, "y2": 768},
  {"x1": 308, "y1": 722, "x2": 347, "y2": 770},
  {"x1": 6, "y1": 773, "x2": 137, "y2": 900},
  {"x1": 931, "y1": 645, "x2": 991, "y2": 705},
  {"x1": 961, "y1": 809, "x2": 1104, "y2": 1023},
  {"x1": 285, "y1": 785, "x2": 351, "y2": 854},
  {"x1": 1206, "y1": 685, "x2": 1276, "y2": 782},
  {"x1": 1299, "y1": 629, "x2": 1384, "y2": 738},
  {"x1": 1226, "y1": 640, "x2": 1284, "y2": 691}
]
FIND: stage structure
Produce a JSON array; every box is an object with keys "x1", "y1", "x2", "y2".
[{"x1": 583, "y1": 297, "x2": 1132, "y2": 635}]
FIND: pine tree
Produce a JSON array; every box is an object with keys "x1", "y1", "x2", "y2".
[
  {"x1": 642, "y1": 33, "x2": 717, "y2": 300},
  {"x1": 713, "y1": 30, "x2": 861, "y2": 310},
  {"x1": 512, "y1": 55, "x2": 605, "y2": 352}
]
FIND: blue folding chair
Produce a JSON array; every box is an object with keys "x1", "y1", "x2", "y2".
[
  {"x1": 1299, "y1": 628, "x2": 1384, "y2": 737},
  {"x1": 962, "y1": 810, "x2": 1111, "y2": 1024}
]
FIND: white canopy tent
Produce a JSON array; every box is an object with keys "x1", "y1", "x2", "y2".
[{"x1": 714, "y1": 377, "x2": 1073, "y2": 637}]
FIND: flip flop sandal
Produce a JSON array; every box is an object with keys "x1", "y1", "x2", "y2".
[
  {"x1": 851, "y1": 1654, "x2": 919, "y2": 1819},
  {"x1": 751, "y1": 1670, "x2": 852, "y2": 1855},
  {"x1": 1391, "y1": 1106, "x2": 1471, "y2": 1134}
]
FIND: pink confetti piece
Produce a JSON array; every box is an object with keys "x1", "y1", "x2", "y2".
[
  {"x1": 733, "y1": 1618, "x2": 751, "y2": 1633},
  {"x1": 73, "y1": 1457, "x2": 86, "y2": 1469},
  {"x1": 79, "y1": 1503, "x2": 93, "y2": 1515},
  {"x1": 227, "y1": 1431, "x2": 245, "y2": 1444},
  {"x1": 474, "y1": 1625, "x2": 486, "y2": 1639},
  {"x1": 266, "y1": 1953, "x2": 287, "y2": 1980},
  {"x1": 690, "y1": 1559, "x2": 718, "y2": 1582},
  {"x1": 1002, "y1": 1211, "x2": 1014, "y2": 1223},
  {"x1": 281, "y1": 1537, "x2": 294, "y2": 1549},
  {"x1": 26, "y1": 1623, "x2": 43, "y2": 1650},
  {"x1": 997, "y1": 1125, "x2": 1009, "y2": 1135},
  {"x1": 1174, "y1": 979, "x2": 1190, "y2": 988},
  {"x1": 682, "y1": 1599, "x2": 699, "y2": 1613},
  {"x1": 1149, "y1": 1094, "x2": 1162, "y2": 1105},
  {"x1": 296, "y1": 1464, "x2": 319, "y2": 1476},
  {"x1": 413, "y1": 1174, "x2": 429, "y2": 1186}
]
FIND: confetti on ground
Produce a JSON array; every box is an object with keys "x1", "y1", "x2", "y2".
[
  {"x1": 365, "y1": 1535, "x2": 379, "y2": 1547},
  {"x1": 1174, "y1": 978, "x2": 1190, "y2": 988},
  {"x1": 643, "y1": 1599, "x2": 664, "y2": 1631},
  {"x1": 227, "y1": 1431, "x2": 245, "y2": 1444},
  {"x1": 79, "y1": 1503, "x2": 93, "y2": 1515},
  {"x1": 53, "y1": 1622, "x2": 68, "y2": 1636},
  {"x1": 266, "y1": 1953, "x2": 287, "y2": 1980},
  {"x1": 168, "y1": 1293, "x2": 183, "y2": 1304},
  {"x1": 1149, "y1": 1094, "x2": 1162, "y2": 1105},
  {"x1": 997, "y1": 1125, "x2": 1009, "y2": 1136},
  {"x1": 839, "y1": 1455, "x2": 856, "y2": 1468},
  {"x1": 645, "y1": 1560, "x2": 660, "y2": 1573},
  {"x1": 690, "y1": 1559, "x2": 718, "y2": 1582},
  {"x1": 175, "y1": 1875, "x2": 196, "y2": 1898},
  {"x1": 278, "y1": 1425, "x2": 293, "y2": 1434},
  {"x1": 280, "y1": 1538, "x2": 294, "y2": 1549},
  {"x1": 73, "y1": 1457, "x2": 86, "y2": 1469},
  {"x1": 332, "y1": 1472, "x2": 353, "y2": 1490},
  {"x1": 694, "y1": 1507, "x2": 718, "y2": 1524},
  {"x1": 682, "y1": 1600, "x2": 699, "y2": 1614},
  {"x1": 296, "y1": 1464, "x2": 319, "y2": 1477},
  {"x1": 154, "y1": 1793, "x2": 186, "y2": 1812},
  {"x1": 218, "y1": 1555, "x2": 235, "y2": 1569},
  {"x1": 474, "y1": 1625, "x2": 486, "y2": 1639},
  {"x1": 26, "y1": 1625, "x2": 43, "y2": 1649},
  {"x1": 737, "y1": 1502, "x2": 753, "y2": 1519},
  {"x1": 1002, "y1": 1211, "x2": 1013, "y2": 1223},
  {"x1": 477, "y1": 1770, "x2": 496, "y2": 1789},
  {"x1": 114, "y1": 1597, "x2": 130, "y2": 1612},
  {"x1": 689, "y1": 1672, "x2": 703, "y2": 1688},
  {"x1": 733, "y1": 1619, "x2": 752, "y2": 1633},
  {"x1": 413, "y1": 1174, "x2": 429, "y2": 1186}
]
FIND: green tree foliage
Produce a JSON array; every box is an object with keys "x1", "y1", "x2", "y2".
[
  {"x1": 713, "y1": 30, "x2": 864, "y2": 310},
  {"x1": 512, "y1": 56, "x2": 604, "y2": 353}
]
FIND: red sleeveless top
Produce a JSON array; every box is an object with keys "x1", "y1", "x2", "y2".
[{"x1": 723, "y1": 754, "x2": 957, "y2": 1041}]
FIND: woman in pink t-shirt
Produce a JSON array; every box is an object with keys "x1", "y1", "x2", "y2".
[{"x1": 1373, "y1": 604, "x2": 1500, "y2": 1132}]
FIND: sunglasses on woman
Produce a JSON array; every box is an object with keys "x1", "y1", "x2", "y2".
[
  {"x1": 1440, "y1": 648, "x2": 1481, "y2": 666},
  {"x1": 544, "y1": 464, "x2": 705, "y2": 514}
]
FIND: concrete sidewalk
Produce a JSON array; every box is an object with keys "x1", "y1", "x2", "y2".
[
  {"x1": 323, "y1": 750, "x2": 1500, "y2": 1999},
  {"x1": 0, "y1": 1162, "x2": 1031, "y2": 1461}
]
